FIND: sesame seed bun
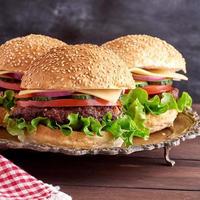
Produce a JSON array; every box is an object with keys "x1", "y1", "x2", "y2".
[
  {"x1": 21, "y1": 44, "x2": 135, "y2": 90},
  {"x1": 102, "y1": 34, "x2": 186, "y2": 73},
  {"x1": 146, "y1": 109, "x2": 178, "y2": 133},
  {"x1": 0, "y1": 34, "x2": 66, "y2": 73},
  {"x1": 23, "y1": 125, "x2": 123, "y2": 149}
]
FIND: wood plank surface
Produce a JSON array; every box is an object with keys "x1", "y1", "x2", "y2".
[
  {"x1": 2, "y1": 148, "x2": 200, "y2": 191},
  {"x1": 65, "y1": 186, "x2": 200, "y2": 200},
  {"x1": 1, "y1": 104, "x2": 200, "y2": 199}
]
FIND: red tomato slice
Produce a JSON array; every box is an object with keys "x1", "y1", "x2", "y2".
[
  {"x1": 143, "y1": 85, "x2": 173, "y2": 95},
  {"x1": 124, "y1": 89, "x2": 130, "y2": 94},
  {"x1": 0, "y1": 80, "x2": 21, "y2": 91},
  {"x1": 17, "y1": 99, "x2": 120, "y2": 107}
]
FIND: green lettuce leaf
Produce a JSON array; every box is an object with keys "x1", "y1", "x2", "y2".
[
  {"x1": 0, "y1": 90, "x2": 15, "y2": 110},
  {"x1": 177, "y1": 92, "x2": 192, "y2": 112},
  {"x1": 5, "y1": 116, "x2": 25, "y2": 136},
  {"x1": 80, "y1": 117, "x2": 94, "y2": 136},
  {"x1": 67, "y1": 113, "x2": 79, "y2": 129},
  {"x1": 121, "y1": 88, "x2": 192, "y2": 116},
  {"x1": 106, "y1": 115, "x2": 149, "y2": 145},
  {"x1": 56, "y1": 123, "x2": 72, "y2": 136}
]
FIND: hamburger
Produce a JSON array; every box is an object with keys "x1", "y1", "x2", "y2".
[
  {"x1": 0, "y1": 34, "x2": 66, "y2": 125},
  {"x1": 102, "y1": 35, "x2": 192, "y2": 133},
  {"x1": 4, "y1": 44, "x2": 143, "y2": 149}
]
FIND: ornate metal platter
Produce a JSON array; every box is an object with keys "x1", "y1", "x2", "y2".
[{"x1": 0, "y1": 109, "x2": 199, "y2": 166}]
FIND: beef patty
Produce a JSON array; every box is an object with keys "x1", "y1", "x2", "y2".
[{"x1": 10, "y1": 106, "x2": 122, "y2": 124}]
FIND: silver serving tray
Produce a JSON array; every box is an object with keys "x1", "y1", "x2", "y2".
[{"x1": 0, "y1": 109, "x2": 199, "y2": 166}]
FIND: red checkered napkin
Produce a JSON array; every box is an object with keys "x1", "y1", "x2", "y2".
[{"x1": 0, "y1": 155, "x2": 71, "y2": 200}]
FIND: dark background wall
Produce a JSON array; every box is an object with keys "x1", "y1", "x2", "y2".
[{"x1": 0, "y1": 0, "x2": 199, "y2": 102}]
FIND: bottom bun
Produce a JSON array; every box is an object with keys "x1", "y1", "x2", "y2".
[
  {"x1": 23, "y1": 125, "x2": 124, "y2": 149},
  {"x1": 145, "y1": 109, "x2": 178, "y2": 133}
]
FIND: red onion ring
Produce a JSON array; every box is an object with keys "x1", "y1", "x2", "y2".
[
  {"x1": 16, "y1": 90, "x2": 74, "y2": 98},
  {"x1": 133, "y1": 74, "x2": 164, "y2": 82},
  {"x1": 5, "y1": 72, "x2": 23, "y2": 80}
]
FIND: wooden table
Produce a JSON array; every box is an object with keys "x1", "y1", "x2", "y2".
[{"x1": 2, "y1": 105, "x2": 200, "y2": 200}]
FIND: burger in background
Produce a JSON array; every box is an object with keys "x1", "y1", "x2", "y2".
[
  {"x1": 0, "y1": 34, "x2": 66, "y2": 125},
  {"x1": 102, "y1": 35, "x2": 192, "y2": 134}
]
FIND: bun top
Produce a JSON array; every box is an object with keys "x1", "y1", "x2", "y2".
[
  {"x1": 0, "y1": 34, "x2": 66, "y2": 73},
  {"x1": 102, "y1": 34, "x2": 186, "y2": 73},
  {"x1": 21, "y1": 44, "x2": 134, "y2": 90}
]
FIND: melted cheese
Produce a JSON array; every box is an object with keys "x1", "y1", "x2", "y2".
[
  {"x1": 0, "y1": 70, "x2": 14, "y2": 74},
  {"x1": 18, "y1": 89, "x2": 122, "y2": 103},
  {"x1": 18, "y1": 90, "x2": 51, "y2": 95},
  {"x1": 78, "y1": 89, "x2": 122, "y2": 103},
  {"x1": 131, "y1": 68, "x2": 188, "y2": 81}
]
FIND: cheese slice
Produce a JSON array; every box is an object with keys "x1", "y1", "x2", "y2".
[
  {"x1": 78, "y1": 89, "x2": 122, "y2": 103},
  {"x1": 0, "y1": 70, "x2": 14, "y2": 75},
  {"x1": 18, "y1": 90, "x2": 53, "y2": 95},
  {"x1": 131, "y1": 68, "x2": 188, "y2": 81},
  {"x1": 18, "y1": 89, "x2": 123, "y2": 103}
]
